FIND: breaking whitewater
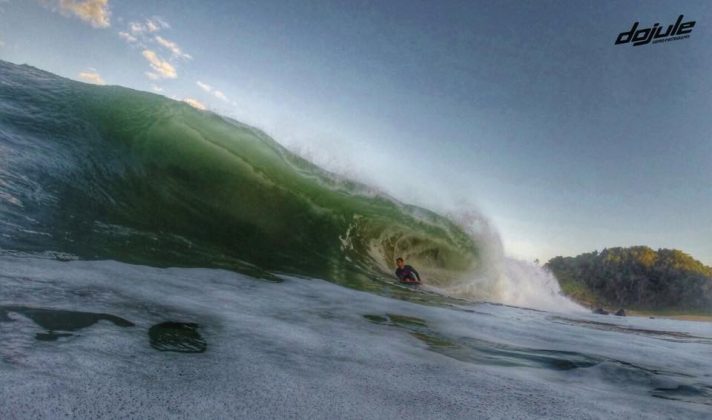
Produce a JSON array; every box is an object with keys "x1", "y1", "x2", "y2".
[{"x1": 1, "y1": 61, "x2": 710, "y2": 418}]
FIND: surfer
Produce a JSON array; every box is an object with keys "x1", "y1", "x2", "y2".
[{"x1": 395, "y1": 257, "x2": 421, "y2": 284}]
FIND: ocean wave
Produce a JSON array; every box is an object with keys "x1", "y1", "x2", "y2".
[{"x1": 0, "y1": 61, "x2": 480, "y2": 290}]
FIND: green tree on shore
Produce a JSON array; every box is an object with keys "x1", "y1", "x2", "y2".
[{"x1": 546, "y1": 246, "x2": 712, "y2": 312}]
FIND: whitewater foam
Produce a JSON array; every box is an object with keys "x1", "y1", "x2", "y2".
[
  {"x1": 0, "y1": 256, "x2": 709, "y2": 418},
  {"x1": 425, "y1": 209, "x2": 584, "y2": 312}
]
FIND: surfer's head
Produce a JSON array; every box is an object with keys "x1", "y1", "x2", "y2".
[{"x1": 395, "y1": 257, "x2": 404, "y2": 268}]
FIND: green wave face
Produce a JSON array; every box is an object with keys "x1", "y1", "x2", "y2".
[{"x1": 0, "y1": 61, "x2": 479, "y2": 288}]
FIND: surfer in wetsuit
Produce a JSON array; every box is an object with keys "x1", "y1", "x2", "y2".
[{"x1": 395, "y1": 257, "x2": 421, "y2": 284}]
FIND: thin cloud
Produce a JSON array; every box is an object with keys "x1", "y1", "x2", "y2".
[
  {"x1": 128, "y1": 21, "x2": 144, "y2": 34},
  {"x1": 44, "y1": 0, "x2": 111, "y2": 28},
  {"x1": 213, "y1": 90, "x2": 228, "y2": 102},
  {"x1": 196, "y1": 80, "x2": 212, "y2": 93},
  {"x1": 145, "y1": 17, "x2": 169, "y2": 32},
  {"x1": 78, "y1": 70, "x2": 105, "y2": 85},
  {"x1": 119, "y1": 17, "x2": 190, "y2": 81},
  {"x1": 142, "y1": 49, "x2": 176, "y2": 79},
  {"x1": 183, "y1": 98, "x2": 206, "y2": 110},
  {"x1": 145, "y1": 19, "x2": 160, "y2": 33},
  {"x1": 151, "y1": 84, "x2": 163, "y2": 92},
  {"x1": 196, "y1": 80, "x2": 229, "y2": 102},
  {"x1": 118, "y1": 31, "x2": 137, "y2": 43},
  {"x1": 128, "y1": 17, "x2": 169, "y2": 35},
  {"x1": 155, "y1": 35, "x2": 191, "y2": 60}
]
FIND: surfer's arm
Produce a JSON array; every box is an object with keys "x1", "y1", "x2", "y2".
[{"x1": 409, "y1": 266, "x2": 421, "y2": 281}]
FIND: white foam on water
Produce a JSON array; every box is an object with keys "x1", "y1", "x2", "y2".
[
  {"x1": 0, "y1": 256, "x2": 710, "y2": 419},
  {"x1": 435, "y1": 211, "x2": 584, "y2": 313}
]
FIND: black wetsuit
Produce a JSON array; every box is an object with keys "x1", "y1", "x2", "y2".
[{"x1": 395, "y1": 265, "x2": 420, "y2": 283}]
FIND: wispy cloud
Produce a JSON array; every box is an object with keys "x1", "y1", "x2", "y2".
[
  {"x1": 142, "y1": 50, "x2": 176, "y2": 79},
  {"x1": 183, "y1": 98, "x2": 206, "y2": 110},
  {"x1": 121, "y1": 17, "x2": 168, "y2": 46},
  {"x1": 155, "y1": 35, "x2": 191, "y2": 60},
  {"x1": 146, "y1": 17, "x2": 169, "y2": 32},
  {"x1": 43, "y1": 0, "x2": 111, "y2": 28},
  {"x1": 196, "y1": 80, "x2": 213, "y2": 93},
  {"x1": 151, "y1": 84, "x2": 163, "y2": 93},
  {"x1": 196, "y1": 80, "x2": 229, "y2": 102},
  {"x1": 213, "y1": 90, "x2": 228, "y2": 101},
  {"x1": 127, "y1": 17, "x2": 169, "y2": 35},
  {"x1": 118, "y1": 31, "x2": 137, "y2": 43},
  {"x1": 117, "y1": 17, "x2": 190, "y2": 82},
  {"x1": 78, "y1": 70, "x2": 105, "y2": 85},
  {"x1": 128, "y1": 21, "x2": 144, "y2": 35}
]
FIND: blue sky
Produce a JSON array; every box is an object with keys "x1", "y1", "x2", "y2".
[{"x1": 1, "y1": 0, "x2": 710, "y2": 264}]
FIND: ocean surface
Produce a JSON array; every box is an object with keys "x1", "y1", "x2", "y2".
[{"x1": 1, "y1": 60, "x2": 710, "y2": 418}]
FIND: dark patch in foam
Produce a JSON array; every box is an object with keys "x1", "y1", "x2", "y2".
[
  {"x1": 362, "y1": 314, "x2": 388, "y2": 324},
  {"x1": 364, "y1": 313, "x2": 597, "y2": 370},
  {"x1": 35, "y1": 332, "x2": 74, "y2": 341},
  {"x1": 148, "y1": 322, "x2": 207, "y2": 353},
  {"x1": 410, "y1": 332, "x2": 457, "y2": 348},
  {"x1": 385, "y1": 313, "x2": 427, "y2": 327},
  {"x1": 652, "y1": 384, "x2": 712, "y2": 406},
  {"x1": 0, "y1": 305, "x2": 135, "y2": 341}
]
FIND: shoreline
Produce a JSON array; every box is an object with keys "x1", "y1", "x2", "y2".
[
  {"x1": 563, "y1": 296, "x2": 712, "y2": 323},
  {"x1": 627, "y1": 311, "x2": 712, "y2": 323}
]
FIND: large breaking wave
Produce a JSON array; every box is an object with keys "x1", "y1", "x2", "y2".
[{"x1": 0, "y1": 60, "x2": 577, "y2": 310}]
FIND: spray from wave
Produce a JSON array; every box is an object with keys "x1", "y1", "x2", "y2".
[{"x1": 422, "y1": 209, "x2": 583, "y2": 312}]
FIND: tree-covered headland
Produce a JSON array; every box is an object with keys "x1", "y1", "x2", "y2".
[{"x1": 546, "y1": 246, "x2": 712, "y2": 313}]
